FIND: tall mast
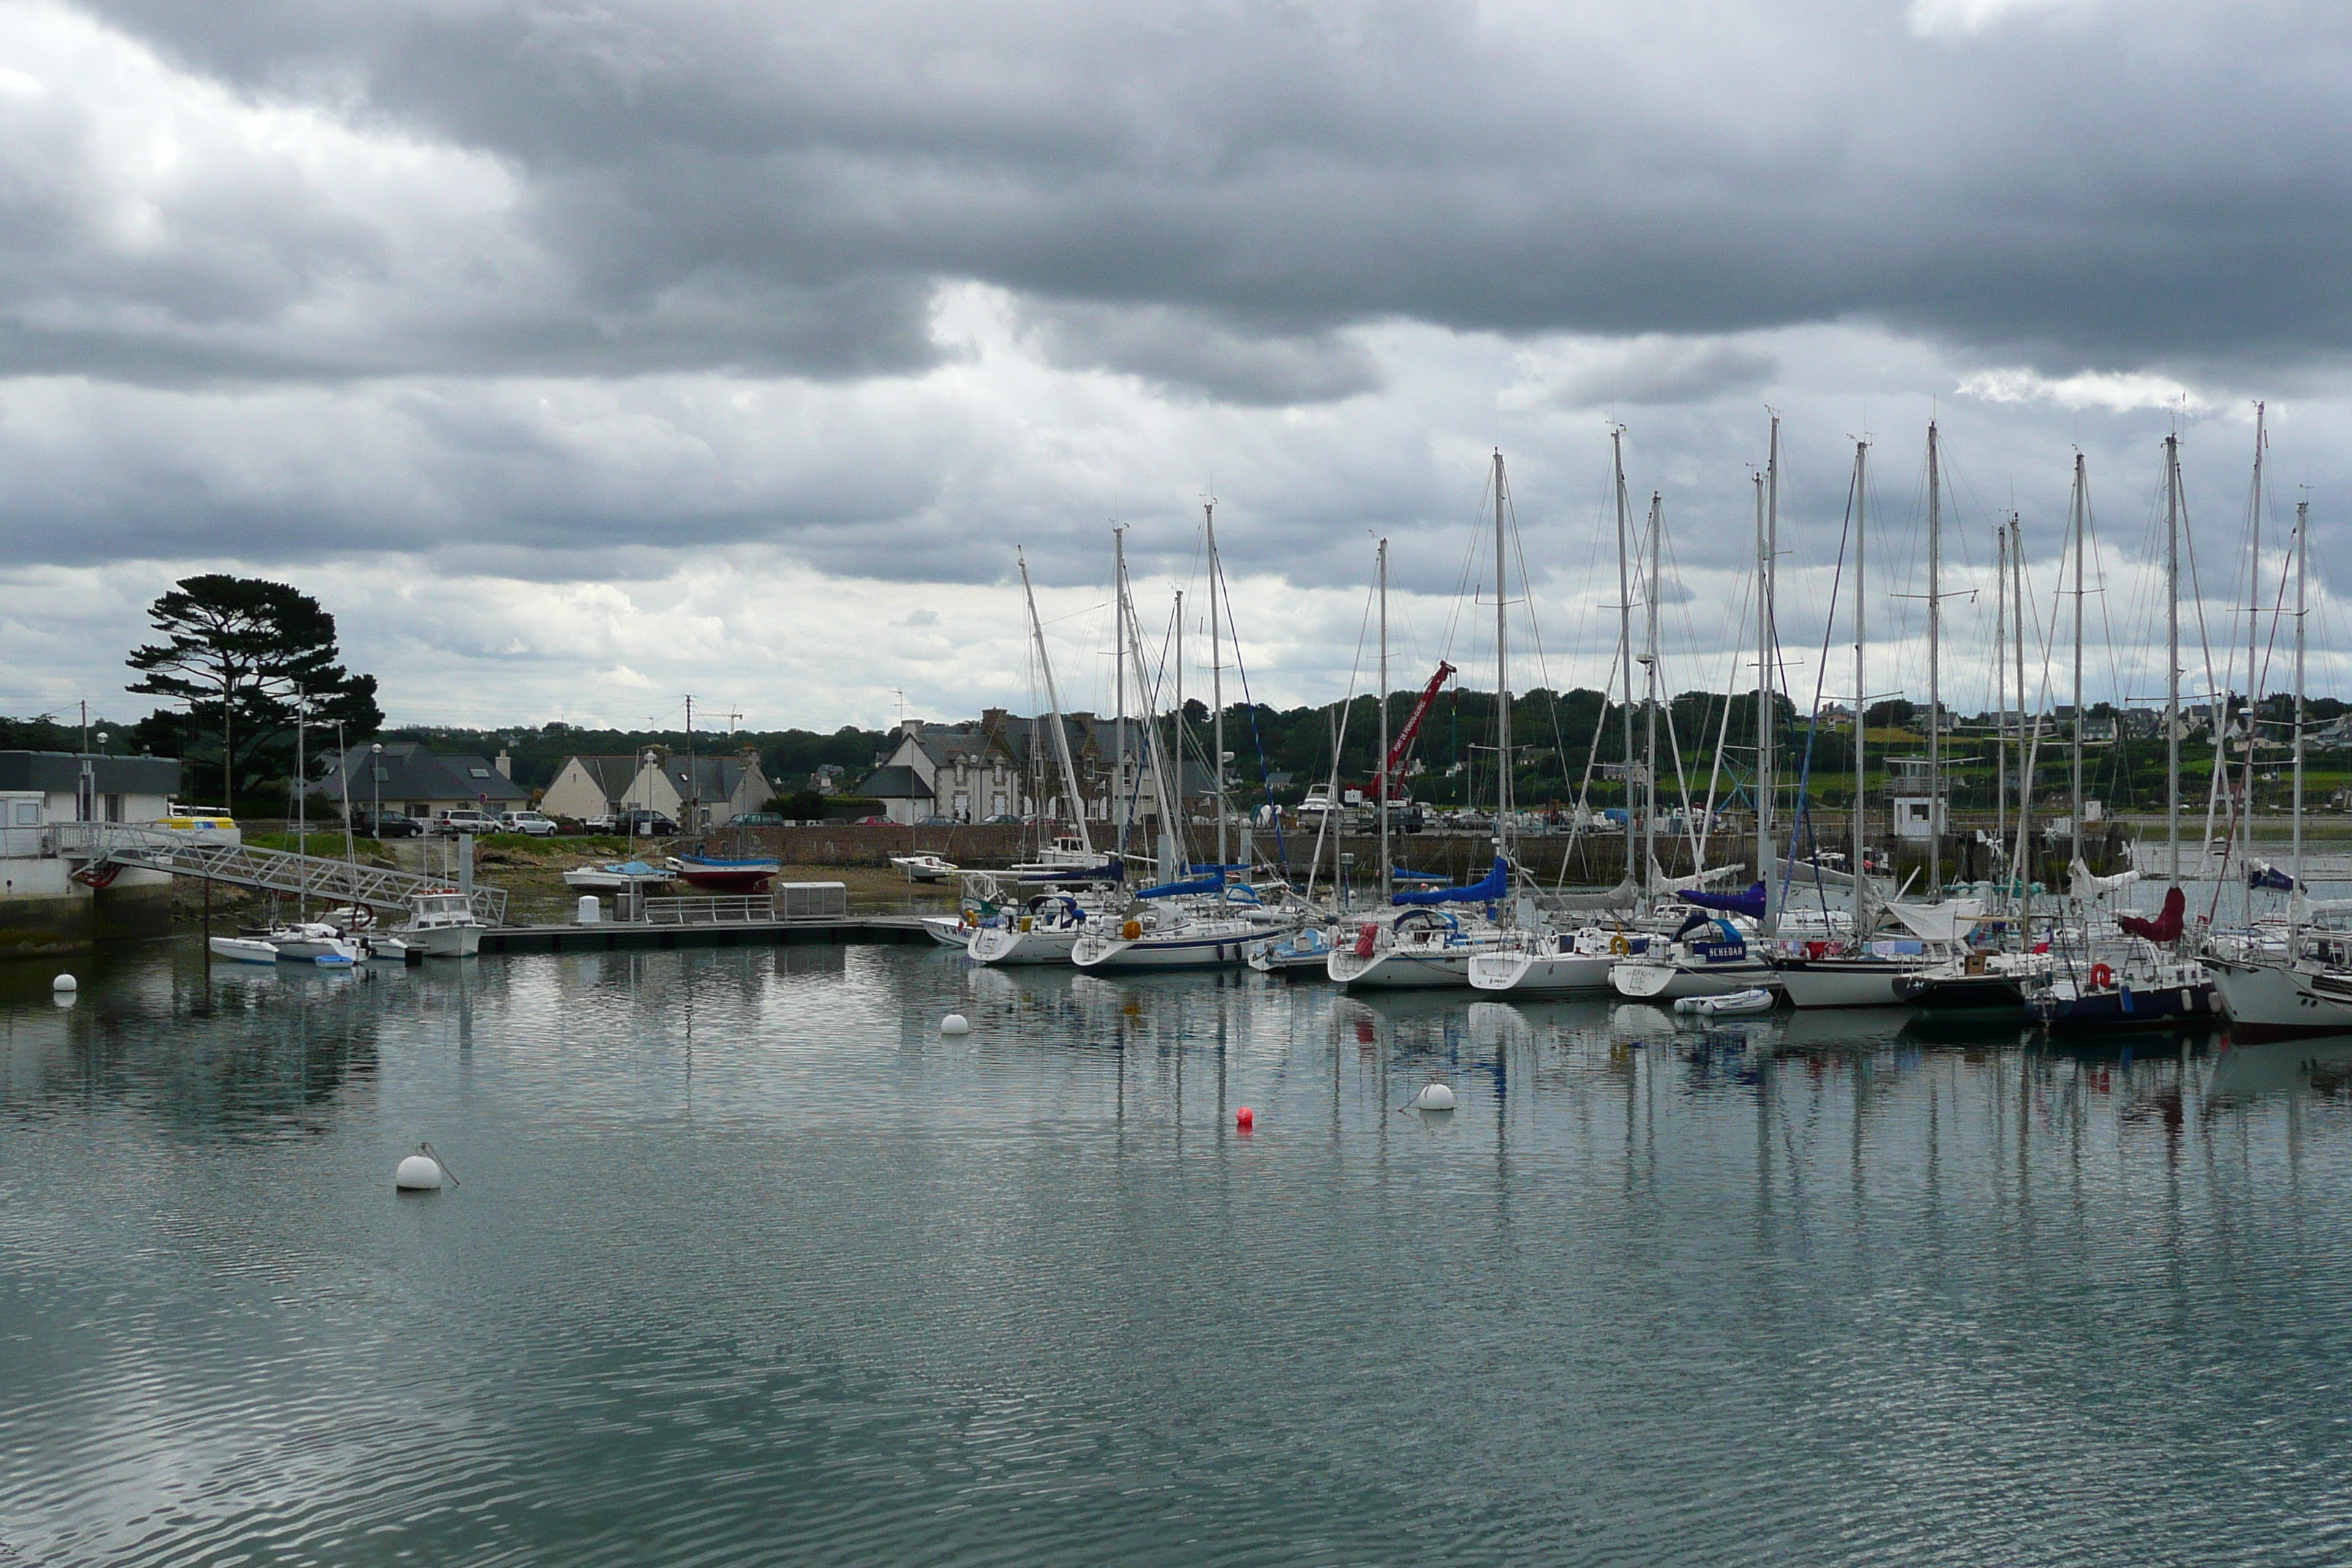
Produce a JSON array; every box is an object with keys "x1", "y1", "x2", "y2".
[
  {"x1": 1113, "y1": 527, "x2": 1128, "y2": 853},
  {"x1": 1643, "y1": 491, "x2": 1662, "y2": 896},
  {"x1": 1850, "y1": 440, "x2": 1868, "y2": 930},
  {"x1": 2293, "y1": 496, "x2": 2308, "y2": 939},
  {"x1": 1378, "y1": 538, "x2": 1392, "y2": 902},
  {"x1": 1613, "y1": 426, "x2": 1637, "y2": 891},
  {"x1": 685, "y1": 693, "x2": 696, "y2": 836},
  {"x1": 2013, "y1": 512, "x2": 2032, "y2": 907},
  {"x1": 1174, "y1": 588, "x2": 1185, "y2": 864},
  {"x1": 1207, "y1": 500, "x2": 1227, "y2": 867},
  {"x1": 2068, "y1": 452, "x2": 2087, "y2": 870},
  {"x1": 1493, "y1": 451, "x2": 1512, "y2": 861},
  {"x1": 1994, "y1": 523, "x2": 2009, "y2": 850},
  {"x1": 1757, "y1": 413, "x2": 1778, "y2": 930},
  {"x1": 2164, "y1": 435, "x2": 2182, "y2": 883},
  {"x1": 1926, "y1": 421, "x2": 1942, "y2": 900},
  {"x1": 1120, "y1": 567, "x2": 1180, "y2": 875},
  {"x1": 1018, "y1": 549, "x2": 1093, "y2": 856},
  {"x1": 2242, "y1": 402, "x2": 2266, "y2": 883},
  {"x1": 2010, "y1": 511, "x2": 2028, "y2": 900}
]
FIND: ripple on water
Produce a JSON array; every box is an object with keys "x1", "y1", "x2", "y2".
[{"x1": 3, "y1": 943, "x2": 2352, "y2": 1564}]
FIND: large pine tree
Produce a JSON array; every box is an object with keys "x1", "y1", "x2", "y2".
[{"x1": 126, "y1": 575, "x2": 382, "y2": 809}]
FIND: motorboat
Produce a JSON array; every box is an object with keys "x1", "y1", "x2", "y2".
[
  {"x1": 1006, "y1": 836, "x2": 1123, "y2": 881},
  {"x1": 921, "y1": 913, "x2": 974, "y2": 948},
  {"x1": 402, "y1": 889, "x2": 487, "y2": 957},
  {"x1": 562, "y1": 859, "x2": 674, "y2": 892},
  {"x1": 208, "y1": 935, "x2": 281, "y2": 965},
  {"x1": 670, "y1": 855, "x2": 780, "y2": 893},
  {"x1": 891, "y1": 853, "x2": 960, "y2": 884}
]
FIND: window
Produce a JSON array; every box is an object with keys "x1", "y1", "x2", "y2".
[
  {"x1": 13, "y1": 802, "x2": 37, "y2": 825},
  {"x1": 469, "y1": 767, "x2": 491, "y2": 779},
  {"x1": 105, "y1": 794, "x2": 124, "y2": 823}
]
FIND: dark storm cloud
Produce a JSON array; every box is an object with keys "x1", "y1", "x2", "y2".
[{"x1": 34, "y1": 0, "x2": 2352, "y2": 389}]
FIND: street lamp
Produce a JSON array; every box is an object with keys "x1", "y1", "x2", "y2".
[
  {"x1": 372, "y1": 742, "x2": 384, "y2": 830},
  {"x1": 641, "y1": 749, "x2": 660, "y2": 836}
]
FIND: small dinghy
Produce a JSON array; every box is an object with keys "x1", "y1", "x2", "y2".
[
  {"x1": 891, "y1": 853, "x2": 960, "y2": 884},
  {"x1": 208, "y1": 935, "x2": 281, "y2": 965},
  {"x1": 1675, "y1": 987, "x2": 1776, "y2": 1017}
]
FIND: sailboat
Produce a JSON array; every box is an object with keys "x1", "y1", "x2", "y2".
[
  {"x1": 2205, "y1": 421, "x2": 2345, "y2": 1036},
  {"x1": 1609, "y1": 468, "x2": 1782, "y2": 1003},
  {"x1": 1073, "y1": 502, "x2": 1301, "y2": 972},
  {"x1": 1330, "y1": 451, "x2": 1521, "y2": 990},
  {"x1": 1469, "y1": 426, "x2": 1656, "y2": 995},
  {"x1": 1776, "y1": 423, "x2": 1975, "y2": 1006},
  {"x1": 971, "y1": 549, "x2": 1124, "y2": 965},
  {"x1": 2038, "y1": 433, "x2": 2218, "y2": 1029}
]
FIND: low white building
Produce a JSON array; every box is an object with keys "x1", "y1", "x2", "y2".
[{"x1": 540, "y1": 755, "x2": 646, "y2": 822}]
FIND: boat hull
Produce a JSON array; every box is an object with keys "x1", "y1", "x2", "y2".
[
  {"x1": 1773, "y1": 957, "x2": 1927, "y2": 1010},
  {"x1": 410, "y1": 924, "x2": 483, "y2": 958},
  {"x1": 969, "y1": 923, "x2": 1087, "y2": 965},
  {"x1": 921, "y1": 916, "x2": 974, "y2": 949},
  {"x1": 1893, "y1": 971, "x2": 2030, "y2": 1017},
  {"x1": 2042, "y1": 981, "x2": 2217, "y2": 1031},
  {"x1": 208, "y1": 936, "x2": 279, "y2": 965},
  {"x1": 1466, "y1": 949, "x2": 1619, "y2": 995},
  {"x1": 2208, "y1": 957, "x2": 2352, "y2": 1041},
  {"x1": 676, "y1": 870, "x2": 776, "y2": 893},
  {"x1": 1327, "y1": 946, "x2": 1482, "y2": 989},
  {"x1": 1610, "y1": 957, "x2": 1779, "y2": 1002},
  {"x1": 1073, "y1": 930, "x2": 1264, "y2": 970}
]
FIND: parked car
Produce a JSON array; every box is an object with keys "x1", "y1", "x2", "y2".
[
  {"x1": 497, "y1": 810, "x2": 558, "y2": 837},
  {"x1": 432, "y1": 810, "x2": 498, "y2": 837},
  {"x1": 913, "y1": 815, "x2": 957, "y2": 826},
  {"x1": 353, "y1": 810, "x2": 423, "y2": 839},
  {"x1": 853, "y1": 815, "x2": 892, "y2": 825},
  {"x1": 615, "y1": 810, "x2": 679, "y2": 836},
  {"x1": 981, "y1": 813, "x2": 1024, "y2": 825},
  {"x1": 731, "y1": 811, "x2": 784, "y2": 826}
]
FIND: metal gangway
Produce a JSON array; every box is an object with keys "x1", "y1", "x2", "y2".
[{"x1": 59, "y1": 823, "x2": 509, "y2": 924}]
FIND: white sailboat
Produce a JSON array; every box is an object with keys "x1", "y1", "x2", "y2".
[{"x1": 1330, "y1": 453, "x2": 1519, "y2": 990}]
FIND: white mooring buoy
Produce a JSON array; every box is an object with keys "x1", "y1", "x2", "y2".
[
  {"x1": 1411, "y1": 1082, "x2": 1458, "y2": 1112},
  {"x1": 395, "y1": 1142, "x2": 456, "y2": 1193},
  {"x1": 940, "y1": 1013, "x2": 971, "y2": 1035},
  {"x1": 51, "y1": 973, "x2": 76, "y2": 992}
]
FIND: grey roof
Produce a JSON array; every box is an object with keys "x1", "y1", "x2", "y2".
[
  {"x1": 856, "y1": 765, "x2": 933, "y2": 799},
  {"x1": 655, "y1": 754, "x2": 762, "y2": 802},
  {"x1": 0, "y1": 751, "x2": 181, "y2": 795},
  {"x1": 565, "y1": 754, "x2": 644, "y2": 802},
  {"x1": 318, "y1": 742, "x2": 529, "y2": 805}
]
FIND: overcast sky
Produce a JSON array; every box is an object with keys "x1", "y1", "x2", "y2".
[{"x1": 3, "y1": 0, "x2": 2348, "y2": 734}]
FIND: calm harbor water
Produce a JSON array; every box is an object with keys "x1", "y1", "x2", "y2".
[{"x1": 5, "y1": 940, "x2": 2352, "y2": 1567}]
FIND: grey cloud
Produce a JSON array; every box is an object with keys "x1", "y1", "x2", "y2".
[
  {"x1": 29, "y1": 0, "x2": 2352, "y2": 393},
  {"x1": 1550, "y1": 339, "x2": 1779, "y2": 410},
  {"x1": 1017, "y1": 302, "x2": 1382, "y2": 405}
]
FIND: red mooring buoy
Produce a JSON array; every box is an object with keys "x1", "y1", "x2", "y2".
[{"x1": 1235, "y1": 1107, "x2": 1254, "y2": 1130}]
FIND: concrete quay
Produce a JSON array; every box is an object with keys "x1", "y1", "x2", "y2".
[{"x1": 480, "y1": 913, "x2": 938, "y2": 954}]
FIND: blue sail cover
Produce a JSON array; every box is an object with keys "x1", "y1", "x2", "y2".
[
  {"x1": 1184, "y1": 863, "x2": 1251, "y2": 876},
  {"x1": 2249, "y1": 862, "x2": 2299, "y2": 892},
  {"x1": 1027, "y1": 856, "x2": 1123, "y2": 883},
  {"x1": 1677, "y1": 881, "x2": 1767, "y2": 920},
  {"x1": 1137, "y1": 872, "x2": 1224, "y2": 899},
  {"x1": 1392, "y1": 856, "x2": 1509, "y2": 906}
]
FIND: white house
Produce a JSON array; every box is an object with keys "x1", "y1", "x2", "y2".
[
  {"x1": 540, "y1": 755, "x2": 645, "y2": 822},
  {"x1": 624, "y1": 748, "x2": 774, "y2": 831}
]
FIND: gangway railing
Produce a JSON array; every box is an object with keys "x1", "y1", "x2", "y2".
[{"x1": 56, "y1": 823, "x2": 508, "y2": 925}]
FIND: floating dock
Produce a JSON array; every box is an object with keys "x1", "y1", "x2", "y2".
[{"x1": 479, "y1": 914, "x2": 936, "y2": 954}]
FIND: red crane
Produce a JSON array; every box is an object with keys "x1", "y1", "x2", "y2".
[{"x1": 1370, "y1": 660, "x2": 1455, "y2": 804}]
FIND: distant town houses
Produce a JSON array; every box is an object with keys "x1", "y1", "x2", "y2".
[
  {"x1": 540, "y1": 746, "x2": 774, "y2": 829},
  {"x1": 857, "y1": 709, "x2": 1207, "y2": 826},
  {"x1": 317, "y1": 742, "x2": 529, "y2": 820}
]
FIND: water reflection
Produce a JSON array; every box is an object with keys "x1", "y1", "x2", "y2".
[{"x1": 6, "y1": 938, "x2": 2352, "y2": 1567}]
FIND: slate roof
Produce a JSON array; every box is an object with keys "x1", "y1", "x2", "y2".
[
  {"x1": 856, "y1": 765, "x2": 933, "y2": 800},
  {"x1": 317, "y1": 742, "x2": 529, "y2": 805},
  {"x1": 567, "y1": 755, "x2": 644, "y2": 804},
  {"x1": 0, "y1": 751, "x2": 181, "y2": 795}
]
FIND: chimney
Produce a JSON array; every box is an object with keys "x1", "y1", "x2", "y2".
[{"x1": 494, "y1": 750, "x2": 512, "y2": 778}]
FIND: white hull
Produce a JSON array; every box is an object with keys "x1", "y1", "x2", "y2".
[
  {"x1": 968, "y1": 924, "x2": 1085, "y2": 965},
  {"x1": 411, "y1": 924, "x2": 483, "y2": 958},
  {"x1": 1073, "y1": 924, "x2": 1279, "y2": 971},
  {"x1": 2209, "y1": 957, "x2": 2352, "y2": 1041},
  {"x1": 921, "y1": 915, "x2": 973, "y2": 949},
  {"x1": 1610, "y1": 957, "x2": 1780, "y2": 1002},
  {"x1": 1772, "y1": 959, "x2": 1928, "y2": 1010},
  {"x1": 1466, "y1": 949, "x2": 1618, "y2": 995},
  {"x1": 208, "y1": 936, "x2": 279, "y2": 965},
  {"x1": 1327, "y1": 946, "x2": 1484, "y2": 989}
]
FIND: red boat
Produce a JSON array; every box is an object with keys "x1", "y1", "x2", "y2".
[{"x1": 671, "y1": 855, "x2": 781, "y2": 893}]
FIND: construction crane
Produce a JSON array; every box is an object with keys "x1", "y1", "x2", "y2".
[{"x1": 1373, "y1": 660, "x2": 1455, "y2": 807}]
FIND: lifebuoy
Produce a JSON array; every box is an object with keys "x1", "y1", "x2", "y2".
[
  {"x1": 2090, "y1": 962, "x2": 2114, "y2": 990},
  {"x1": 347, "y1": 904, "x2": 374, "y2": 930},
  {"x1": 1609, "y1": 933, "x2": 1629, "y2": 955}
]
